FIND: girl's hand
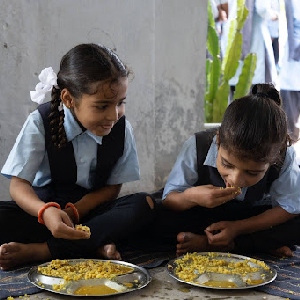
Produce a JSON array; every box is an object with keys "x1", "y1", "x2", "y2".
[
  {"x1": 63, "y1": 207, "x2": 78, "y2": 224},
  {"x1": 205, "y1": 221, "x2": 237, "y2": 247},
  {"x1": 184, "y1": 185, "x2": 241, "y2": 208},
  {"x1": 42, "y1": 207, "x2": 90, "y2": 240}
]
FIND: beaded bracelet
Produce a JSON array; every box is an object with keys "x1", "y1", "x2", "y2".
[
  {"x1": 38, "y1": 202, "x2": 61, "y2": 224},
  {"x1": 65, "y1": 202, "x2": 80, "y2": 224}
]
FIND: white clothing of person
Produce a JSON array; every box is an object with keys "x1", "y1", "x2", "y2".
[
  {"x1": 279, "y1": 0, "x2": 300, "y2": 91},
  {"x1": 223, "y1": 0, "x2": 278, "y2": 87},
  {"x1": 162, "y1": 135, "x2": 300, "y2": 214},
  {"x1": 279, "y1": 0, "x2": 300, "y2": 151},
  {"x1": 1, "y1": 104, "x2": 140, "y2": 189},
  {"x1": 267, "y1": 0, "x2": 280, "y2": 39}
]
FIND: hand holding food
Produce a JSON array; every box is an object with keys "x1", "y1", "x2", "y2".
[
  {"x1": 42, "y1": 208, "x2": 90, "y2": 240},
  {"x1": 183, "y1": 185, "x2": 241, "y2": 208}
]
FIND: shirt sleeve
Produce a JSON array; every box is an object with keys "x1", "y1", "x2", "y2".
[
  {"x1": 106, "y1": 120, "x2": 140, "y2": 185},
  {"x1": 269, "y1": 146, "x2": 300, "y2": 214},
  {"x1": 1, "y1": 110, "x2": 46, "y2": 184},
  {"x1": 162, "y1": 135, "x2": 198, "y2": 199}
]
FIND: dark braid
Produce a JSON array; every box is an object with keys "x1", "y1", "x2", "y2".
[
  {"x1": 48, "y1": 87, "x2": 67, "y2": 148},
  {"x1": 48, "y1": 43, "x2": 130, "y2": 148}
]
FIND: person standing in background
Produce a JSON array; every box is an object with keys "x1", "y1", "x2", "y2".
[
  {"x1": 222, "y1": 0, "x2": 279, "y2": 97},
  {"x1": 267, "y1": 0, "x2": 280, "y2": 69},
  {"x1": 279, "y1": 0, "x2": 300, "y2": 142},
  {"x1": 210, "y1": 0, "x2": 228, "y2": 39}
]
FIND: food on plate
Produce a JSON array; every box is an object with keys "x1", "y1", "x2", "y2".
[
  {"x1": 172, "y1": 252, "x2": 270, "y2": 283},
  {"x1": 38, "y1": 259, "x2": 134, "y2": 291}
]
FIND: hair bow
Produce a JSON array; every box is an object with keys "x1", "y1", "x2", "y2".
[{"x1": 30, "y1": 67, "x2": 58, "y2": 105}]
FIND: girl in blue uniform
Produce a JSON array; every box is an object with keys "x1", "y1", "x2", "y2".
[
  {"x1": 0, "y1": 43, "x2": 155, "y2": 270},
  {"x1": 158, "y1": 83, "x2": 300, "y2": 258}
]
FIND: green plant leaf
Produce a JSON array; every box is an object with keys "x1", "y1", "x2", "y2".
[
  {"x1": 207, "y1": 0, "x2": 215, "y2": 28},
  {"x1": 236, "y1": 0, "x2": 248, "y2": 31},
  {"x1": 205, "y1": 57, "x2": 221, "y2": 101},
  {"x1": 207, "y1": 25, "x2": 220, "y2": 57},
  {"x1": 205, "y1": 57, "x2": 221, "y2": 122},
  {"x1": 234, "y1": 53, "x2": 257, "y2": 99},
  {"x1": 224, "y1": 19, "x2": 236, "y2": 60},
  {"x1": 213, "y1": 82, "x2": 229, "y2": 123},
  {"x1": 222, "y1": 31, "x2": 242, "y2": 80}
]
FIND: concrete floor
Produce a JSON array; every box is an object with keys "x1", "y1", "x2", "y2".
[{"x1": 24, "y1": 266, "x2": 286, "y2": 300}]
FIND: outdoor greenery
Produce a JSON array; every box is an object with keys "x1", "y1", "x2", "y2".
[{"x1": 205, "y1": 0, "x2": 257, "y2": 123}]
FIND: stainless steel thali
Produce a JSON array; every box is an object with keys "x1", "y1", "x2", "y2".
[
  {"x1": 167, "y1": 252, "x2": 277, "y2": 289},
  {"x1": 28, "y1": 259, "x2": 151, "y2": 296}
]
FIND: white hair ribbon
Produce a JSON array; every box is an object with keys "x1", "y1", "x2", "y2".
[{"x1": 30, "y1": 67, "x2": 58, "y2": 104}]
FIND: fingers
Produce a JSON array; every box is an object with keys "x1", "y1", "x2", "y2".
[
  {"x1": 214, "y1": 186, "x2": 241, "y2": 197},
  {"x1": 61, "y1": 213, "x2": 74, "y2": 228},
  {"x1": 54, "y1": 224, "x2": 90, "y2": 240},
  {"x1": 214, "y1": 186, "x2": 241, "y2": 205}
]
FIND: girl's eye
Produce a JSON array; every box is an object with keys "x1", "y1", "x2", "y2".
[
  {"x1": 117, "y1": 101, "x2": 126, "y2": 107},
  {"x1": 246, "y1": 172, "x2": 260, "y2": 177},
  {"x1": 221, "y1": 161, "x2": 233, "y2": 169},
  {"x1": 95, "y1": 105, "x2": 108, "y2": 111}
]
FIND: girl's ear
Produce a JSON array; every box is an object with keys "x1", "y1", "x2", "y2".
[{"x1": 60, "y1": 89, "x2": 74, "y2": 109}]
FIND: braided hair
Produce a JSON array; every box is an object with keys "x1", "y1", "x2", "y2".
[
  {"x1": 218, "y1": 83, "x2": 291, "y2": 166},
  {"x1": 49, "y1": 43, "x2": 130, "y2": 148}
]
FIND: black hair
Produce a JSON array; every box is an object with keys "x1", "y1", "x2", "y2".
[
  {"x1": 49, "y1": 43, "x2": 131, "y2": 148},
  {"x1": 218, "y1": 83, "x2": 291, "y2": 165}
]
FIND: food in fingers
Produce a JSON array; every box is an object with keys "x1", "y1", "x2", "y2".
[
  {"x1": 75, "y1": 224, "x2": 91, "y2": 238},
  {"x1": 219, "y1": 186, "x2": 241, "y2": 195}
]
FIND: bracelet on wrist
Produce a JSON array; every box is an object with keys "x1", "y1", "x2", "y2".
[
  {"x1": 65, "y1": 202, "x2": 80, "y2": 224},
  {"x1": 38, "y1": 202, "x2": 61, "y2": 225}
]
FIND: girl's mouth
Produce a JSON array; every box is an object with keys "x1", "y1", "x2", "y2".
[
  {"x1": 101, "y1": 124, "x2": 114, "y2": 129},
  {"x1": 224, "y1": 180, "x2": 242, "y2": 190}
]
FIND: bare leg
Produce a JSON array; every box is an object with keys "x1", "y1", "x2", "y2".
[
  {"x1": 269, "y1": 245, "x2": 293, "y2": 258},
  {"x1": 97, "y1": 243, "x2": 121, "y2": 260},
  {"x1": 0, "y1": 242, "x2": 51, "y2": 270},
  {"x1": 0, "y1": 241, "x2": 123, "y2": 270}
]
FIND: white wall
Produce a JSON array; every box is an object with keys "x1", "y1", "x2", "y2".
[{"x1": 0, "y1": 0, "x2": 207, "y2": 200}]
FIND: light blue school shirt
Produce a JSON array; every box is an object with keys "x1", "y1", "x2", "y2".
[
  {"x1": 1, "y1": 105, "x2": 140, "y2": 189},
  {"x1": 162, "y1": 135, "x2": 300, "y2": 215}
]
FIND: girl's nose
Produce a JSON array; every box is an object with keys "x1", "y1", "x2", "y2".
[
  {"x1": 228, "y1": 171, "x2": 245, "y2": 188},
  {"x1": 106, "y1": 106, "x2": 119, "y2": 121}
]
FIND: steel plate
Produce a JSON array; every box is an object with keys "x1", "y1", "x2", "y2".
[
  {"x1": 166, "y1": 252, "x2": 277, "y2": 289},
  {"x1": 28, "y1": 259, "x2": 151, "y2": 296}
]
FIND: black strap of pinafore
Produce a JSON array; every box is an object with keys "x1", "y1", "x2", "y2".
[
  {"x1": 195, "y1": 128, "x2": 219, "y2": 186},
  {"x1": 92, "y1": 115, "x2": 125, "y2": 190},
  {"x1": 38, "y1": 102, "x2": 126, "y2": 191}
]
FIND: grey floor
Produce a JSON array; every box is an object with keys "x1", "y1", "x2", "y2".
[{"x1": 25, "y1": 267, "x2": 286, "y2": 300}]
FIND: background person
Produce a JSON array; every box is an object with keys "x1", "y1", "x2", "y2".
[{"x1": 279, "y1": 0, "x2": 300, "y2": 142}]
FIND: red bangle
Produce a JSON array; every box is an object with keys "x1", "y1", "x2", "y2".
[
  {"x1": 65, "y1": 202, "x2": 80, "y2": 224},
  {"x1": 38, "y1": 202, "x2": 61, "y2": 224}
]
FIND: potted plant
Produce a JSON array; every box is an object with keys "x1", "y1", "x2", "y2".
[{"x1": 205, "y1": 0, "x2": 257, "y2": 124}]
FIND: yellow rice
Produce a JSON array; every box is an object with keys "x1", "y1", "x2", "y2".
[{"x1": 174, "y1": 252, "x2": 270, "y2": 282}]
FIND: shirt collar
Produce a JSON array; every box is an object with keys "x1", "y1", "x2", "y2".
[
  {"x1": 63, "y1": 105, "x2": 103, "y2": 144},
  {"x1": 204, "y1": 135, "x2": 218, "y2": 167}
]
